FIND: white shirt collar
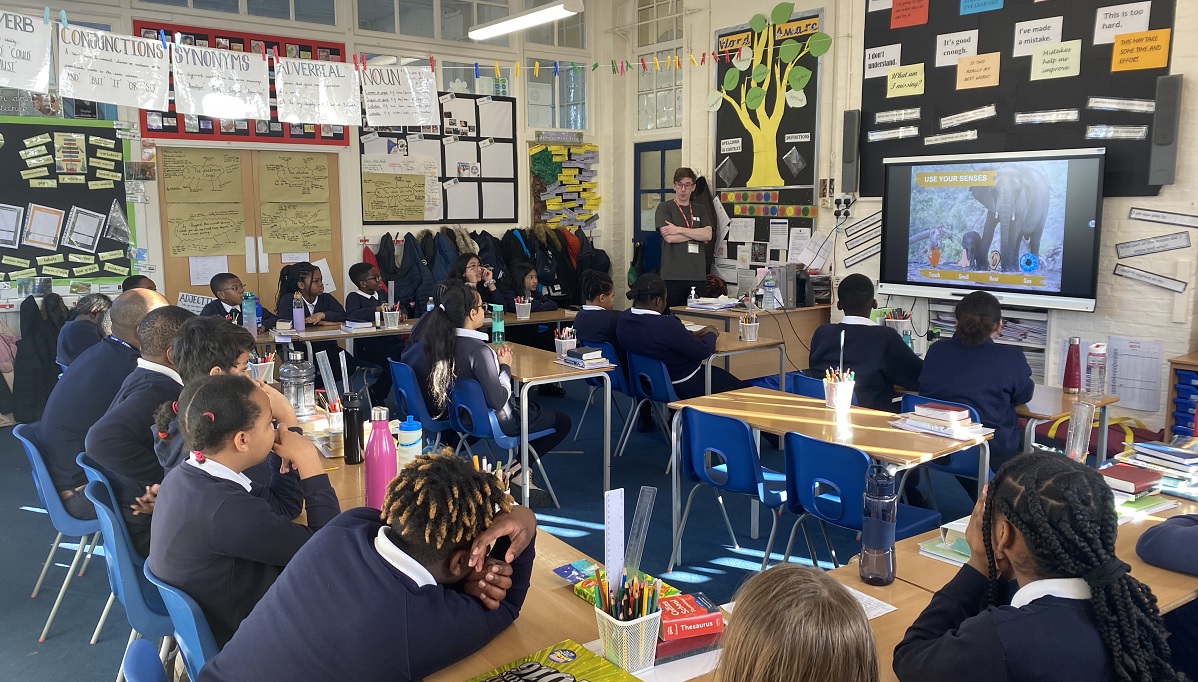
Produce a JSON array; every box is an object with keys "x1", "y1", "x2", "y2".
[
  {"x1": 136, "y1": 358, "x2": 183, "y2": 386},
  {"x1": 374, "y1": 527, "x2": 437, "y2": 587},
  {"x1": 357, "y1": 290, "x2": 379, "y2": 301},
  {"x1": 303, "y1": 297, "x2": 316, "y2": 314},
  {"x1": 581, "y1": 304, "x2": 605, "y2": 311},
  {"x1": 185, "y1": 452, "x2": 253, "y2": 492},
  {"x1": 841, "y1": 315, "x2": 877, "y2": 326},
  {"x1": 455, "y1": 327, "x2": 490, "y2": 341},
  {"x1": 629, "y1": 307, "x2": 660, "y2": 316},
  {"x1": 1009, "y1": 578, "x2": 1092, "y2": 608},
  {"x1": 221, "y1": 300, "x2": 237, "y2": 313}
]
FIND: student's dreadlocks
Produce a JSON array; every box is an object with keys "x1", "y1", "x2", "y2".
[
  {"x1": 379, "y1": 451, "x2": 513, "y2": 565},
  {"x1": 981, "y1": 455, "x2": 1181, "y2": 682}
]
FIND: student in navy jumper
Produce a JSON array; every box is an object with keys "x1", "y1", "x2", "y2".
[
  {"x1": 504, "y1": 261, "x2": 558, "y2": 314},
  {"x1": 345, "y1": 262, "x2": 403, "y2": 404},
  {"x1": 86, "y1": 305, "x2": 194, "y2": 557},
  {"x1": 56, "y1": 293, "x2": 111, "y2": 366},
  {"x1": 448, "y1": 252, "x2": 506, "y2": 306},
  {"x1": 275, "y1": 262, "x2": 355, "y2": 387},
  {"x1": 149, "y1": 374, "x2": 340, "y2": 646},
  {"x1": 199, "y1": 452, "x2": 537, "y2": 681},
  {"x1": 919, "y1": 291, "x2": 1034, "y2": 489},
  {"x1": 573, "y1": 270, "x2": 623, "y2": 351},
  {"x1": 200, "y1": 273, "x2": 278, "y2": 331},
  {"x1": 1137, "y1": 513, "x2": 1198, "y2": 678},
  {"x1": 808, "y1": 274, "x2": 920, "y2": 412},
  {"x1": 121, "y1": 275, "x2": 157, "y2": 292},
  {"x1": 40, "y1": 288, "x2": 167, "y2": 519},
  {"x1": 894, "y1": 455, "x2": 1180, "y2": 682}
]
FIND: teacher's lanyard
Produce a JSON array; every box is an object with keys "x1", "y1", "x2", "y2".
[
  {"x1": 673, "y1": 201, "x2": 694, "y2": 230},
  {"x1": 104, "y1": 335, "x2": 135, "y2": 352}
]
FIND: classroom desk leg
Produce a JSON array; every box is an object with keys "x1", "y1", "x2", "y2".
[
  {"x1": 669, "y1": 410, "x2": 683, "y2": 571},
  {"x1": 600, "y1": 373, "x2": 612, "y2": 493},
  {"x1": 520, "y1": 382, "x2": 534, "y2": 507},
  {"x1": 977, "y1": 442, "x2": 991, "y2": 499},
  {"x1": 1096, "y1": 404, "x2": 1110, "y2": 465},
  {"x1": 1022, "y1": 418, "x2": 1040, "y2": 456},
  {"x1": 518, "y1": 372, "x2": 613, "y2": 508}
]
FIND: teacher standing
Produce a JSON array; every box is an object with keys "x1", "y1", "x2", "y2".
[{"x1": 656, "y1": 167, "x2": 713, "y2": 308}]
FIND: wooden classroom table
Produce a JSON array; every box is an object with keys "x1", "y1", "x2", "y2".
[
  {"x1": 507, "y1": 343, "x2": 613, "y2": 506},
  {"x1": 707, "y1": 334, "x2": 786, "y2": 396},
  {"x1": 893, "y1": 495, "x2": 1198, "y2": 614},
  {"x1": 670, "y1": 305, "x2": 829, "y2": 380},
  {"x1": 829, "y1": 564, "x2": 934, "y2": 682},
  {"x1": 252, "y1": 309, "x2": 577, "y2": 348},
  {"x1": 1016, "y1": 385, "x2": 1119, "y2": 462}
]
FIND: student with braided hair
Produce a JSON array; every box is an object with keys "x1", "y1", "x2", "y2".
[
  {"x1": 894, "y1": 454, "x2": 1182, "y2": 682},
  {"x1": 573, "y1": 269, "x2": 623, "y2": 352},
  {"x1": 199, "y1": 452, "x2": 537, "y2": 681}
]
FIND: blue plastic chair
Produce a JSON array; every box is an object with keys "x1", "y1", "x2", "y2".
[
  {"x1": 121, "y1": 639, "x2": 168, "y2": 682},
  {"x1": 668, "y1": 408, "x2": 788, "y2": 573},
  {"x1": 616, "y1": 353, "x2": 681, "y2": 460},
  {"x1": 790, "y1": 372, "x2": 858, "y2": 405},
  {"x1": 77, "y1": 454, "x2": 125, "y2": 645},
  {"x1": 13, "y1": 423, "x2": 102, "y2": 642},
  {"x1": 900, "y1": 395, "x2": 988, "y2": 510},
  {"x1": 450, "y1": 378, "x2": 561, "y2": 508},
  {"x1": 389, "y1": 360, "x2": 454, "y2": 446},
  {"x1": 572, "y1": 340, "x2": 633, "y2": 441},
  {"x1": 781, "y1": 432, "x2": 942, "y2": 568},
  {"x1": 144, "y1": 564, "x2": 219, "y2": 682}
]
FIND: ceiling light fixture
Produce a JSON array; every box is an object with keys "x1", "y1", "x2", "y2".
[{"x1": 467, "y1": 0, "x2": 584, "y2": 42}]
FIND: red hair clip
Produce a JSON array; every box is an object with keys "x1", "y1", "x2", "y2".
[
  {"x1": 202, "y1": 412, "x2": 215, "y2": 422},
  {"x1": 193, "y1": 451, "x2": 206, "y2": 463},
  {"x1": 172, "y1": 401, "x2": 179, "y2": 414}
]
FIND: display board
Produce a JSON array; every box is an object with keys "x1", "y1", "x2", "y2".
[
  {"x1": 359, "y1": 92, "x2": 519, "y2": 224},
  {"x1": 529, "y1": 141, "x2": 601, "y2": 231},
  {"x1": 131, "y1": 20, "x2": 349, "y2": 147},
  {"x1": 859, "y1": 0, "x2": 1176, "y2": 197},
  {"x1": 0, "y1": 117, "x2": 134, "y2": 285}
]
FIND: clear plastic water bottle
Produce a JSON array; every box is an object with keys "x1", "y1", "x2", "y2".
[
  {"x1": 902, "y1": 330, "x2": 913, "y2": 350},
  {"x1": 254, "y1": 294, "x2": 262, "y2": 329},
  {"x1": 762, "y1": 267, "x2": 777, "y2": 311},
  {"x1": 364, "y1": 406, "x2": 397, "y2": 509},
  {"x1": 241, "y1": 291, "x2": 257, "y2": 336},
  {"x1": 292, "y1": 292, "x2": 306, "y2": 332},
  {"x1": 426, "y1": 297, "x2": 434, "y2": 314},
  {"x1": 687, "y1": 286, "x2": 697, "y2": 308},
  {"x1": 490, "y1": 303, "x2": 505, "y2": 344},
  {"x1": 860, "y1": 464, "x2": 897, "y2": 586},
  {"x1": 1086, "y1": 342, "x2": 1108, "y2": 398},
  {"x1": 396, "y1": 415, "x2": 422, "y2": 470},
  {"x1": 279, "y1": 350, "x2": 316, "y2": 417}
]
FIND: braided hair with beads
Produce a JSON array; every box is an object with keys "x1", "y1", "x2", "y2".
[
  {"x1": 980, "y1": 454, "x2": 1181, "y2": 682},
  {"x1": 378, "y1": 451, "x2": 513, "y2": 566}
]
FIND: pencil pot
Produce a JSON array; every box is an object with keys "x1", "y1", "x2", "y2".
[
  {"x1": 248, "y1": 361, "x2": 275, "y2": 384},
  {"x1": 382, "y1": 311, "x2": 401, "y2": 329},
  {"x1": 739, "y1": 321, "x2": 760, "y2": 341},
  {"x1": 554, "y1": 338, "x2": 577, "y2": 358},
  {"x1": 824, "y1": 379, "x2": 855, "y2": 412},
  {"x1": 515, "y1": 302, "x2": 532, "y2": 319},
  {"x1": 594, "y1": 608, "x2": 661, "y2": 674}
]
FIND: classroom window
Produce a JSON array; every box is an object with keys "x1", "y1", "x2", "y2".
[
  {"x1": 363, "y1": 0, "x2": 508, "y2": 45},
  {"x1": 524, "y1": 0, "x2": 585, "y2": 49},
  {"x1": 637, "y1": 47, "x2": 683, "y2": 130},
  {"x1": 636, "y1": 0, "x2": 682, "y2": 48},
  {"x1": 525, "y1": 58, "x2": 587, "y2": 130},
  {"x1": 141, "y1": 0, "x2": 338, "y2": 24},
  {"x1": 442, "y1": 62, "x2": 513, "y2": 96}
]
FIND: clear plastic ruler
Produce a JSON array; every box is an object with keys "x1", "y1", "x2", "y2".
[
  {"x1": 623, "y1": 486, "x2": 657, "y2": 578},
  {"x1": 603, "y1": 488, "x2": 624, "y2": 579}
]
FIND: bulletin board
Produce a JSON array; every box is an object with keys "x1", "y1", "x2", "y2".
[
  {"x1": 131, "y1": 20, "x2": 350, "y2": 147},
  {"x1": 359, "y1": 92, "x2": 519, "y2": 224},
  {"x1": 530, "y1": 142, "x2": 601, "y2": 231},
  {"x1": 859, "y1": 0, "x2": 1177, "y2": 198},
  {"x1": 0, "y1": 117, "x2": 135, "y2": 285}
]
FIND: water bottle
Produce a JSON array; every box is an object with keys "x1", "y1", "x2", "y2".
[
  {"x1": 902, "y1": 330, "x2": 913, "y2": 351},
  {"x1": 292, "y1": 292, "x2": 306, "y2": 332},
  {"x1": 253, "y1": 293, "x2": 262, "y2": 329},
  {"x1": 1086, "y1": 342, "x2": 1108, "y2": 399},
  {"x1": 364, "y1": 406, "x2": 397, "y2": 509},
  {"x1": 1063, "y1": 337, "x2": 1082, "y2": 394},
  {"x1": 490, "y1": 303, "x2": 505, "y2": 344},
  {"x1": 342, "y1": 391, "x2": 363, "y2": 465},
  {"x1": 687, "y1": 286, "x2": 697, "y2": 308},
  {"x1": 279, "y1": 350, "x2": 316, "y2": 417},
  {"x1": 762, "y1": 267, "x2": 777, "y2": 311},
  {"x1": 396, "y1": 416, "x2": 422, "y2": 470},
  {"x1": 241, "y1": 291, "x2": 257, "y2": 336},
  {"x1": 426, "y1": 297, "x2": 434, "y2": 314},
  {"x1": 860, "y1": 464, "x2": 897, "y2": 586}
]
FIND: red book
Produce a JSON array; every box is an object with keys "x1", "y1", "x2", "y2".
[
  {"x1": 655, "y1": 631, "x2": 722, "y2": 664},
  {"x1": 658, "y1": 593, "x2": 725, "y2": 641},
  {"x1": 913, "y1": 402, "x2": 971, "y2": 422},
  {"x1": 1101, "y1": 463, "x2": 1162, "y2": 494}
]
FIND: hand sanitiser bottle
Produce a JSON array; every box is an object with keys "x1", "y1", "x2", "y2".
[
  {"x1": 860, "y1": 464, "x2": 897, "y2": 586},
  {"x1": 364, "y1": 406, "x2": 397, "y2": 509},
  {"x1": 687, "y1": 286, "x2": 697, "y2": 308}
]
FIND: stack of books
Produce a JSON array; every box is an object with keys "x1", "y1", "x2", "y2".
[
  {"x1": 892, "y1": 402, "x2": 994, "y2": 440},
  {"x1": 563, "y1": 347, "x2": 611, "y2": 369},
  {"x1": 340, "y1": 320, "x2": 374, "y2": 332},
  {"x1": 466, "y1": 640, "x2": 639, "y2": 682},
  {"x1": 1101, "y1": 462, "x2": 1162, "y2": 495},
  {"x1": 656, "y1": 593, "x2": 724, "y2": 663},
  {"x1": 917, "y1": 517, "x2": 971, "y2": 566},
  {"x1": 1128, "y1": 438, "x2": 1198, "y2": 480}
]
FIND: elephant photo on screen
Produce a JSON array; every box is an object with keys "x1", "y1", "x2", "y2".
[{"x1": 970, "y1": 164, "x2": 1051, "y2": 272}]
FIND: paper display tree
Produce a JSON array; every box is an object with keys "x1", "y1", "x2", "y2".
[{"x1": 710, "y1": 2, "x2": 831, "y2": 187}]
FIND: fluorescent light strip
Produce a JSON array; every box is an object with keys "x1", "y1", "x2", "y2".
[{"x1": 467, "y1": 0, "x2": 583, "y2": 41}]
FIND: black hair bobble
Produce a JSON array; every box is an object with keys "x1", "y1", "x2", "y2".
[{"x1": 1083, "y1": 558, "x2": 1130, "y2": 588}]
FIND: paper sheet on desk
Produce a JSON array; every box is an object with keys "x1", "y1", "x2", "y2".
[{"x1": 842, "y1": 585, "x2": 898, "y2": 619}]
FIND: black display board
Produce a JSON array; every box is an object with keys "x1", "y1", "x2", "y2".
[
  {"x1": 860, "y1": 0, "x2": 1176, "y2": 198},
  {"x1": 0, "y1": 117, "x2": 133, "y2": 285}
]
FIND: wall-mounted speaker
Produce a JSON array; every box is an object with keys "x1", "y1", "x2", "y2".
[
  {"x1": 1149, "y1": 74, "x2": 1183, "y2": 186},
  {"x1": 842, "y1": 109, "x2": 861, "y2": 193}
]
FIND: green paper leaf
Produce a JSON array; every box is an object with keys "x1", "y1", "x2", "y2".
[
  {"x1": 752, "y1": 64, "x2": 769, "y2": 84},
  {"x1": 706, "y1": 91, "x2": 723, "y2": 112},
  {"x1": 779, "y1": 38, "x2": 801, "y2": 64},
  {"x1": 771, "y1": 2, "x2": 795, "y2": 25},
  {"x1": 749, "y1": 14, "x2": 767, "y2": 33},
  {"x1": 806, "y1": 31, "x2": 832, "y2": 58},
  {"x1": 788, "y1": 65, "x2": 812, "y2": 91},
  {"x1": 723, "y1": 68, "x2": 741, "y2": 91},
  {"x1": 746, "y1": 87, "x2": 767, "y2": 110}
]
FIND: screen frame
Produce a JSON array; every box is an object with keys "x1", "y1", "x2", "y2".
[{"x1": 878, "y1": 147, "x2": 1107, "y2": 313}]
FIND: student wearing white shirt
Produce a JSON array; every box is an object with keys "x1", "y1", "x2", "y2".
[{"x1": 345, "y1": 262, "x2": 404, "y2": 403}]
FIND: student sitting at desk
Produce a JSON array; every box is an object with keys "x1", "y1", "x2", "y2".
[
  {"x1": 718, "y1": 563, "x2": 878, "y2": 682},
  {"x1": 894, "y1": 455, "x2": 1180, "y2": 682},
  {"x1": 86, "y1": 305, "x2": 194, "y2": 557},
  {"x1": 198, "y1": 452, "x2": 536, "y2": 681},
  {"x1": 808, "y1": 274, "x2": 920, "y2": 412},
  {"x1": 1137, "y1": 511, "x2": 1198, "y2": 679},
  {"x1": 275, "y1": 262, "x2": 355, "y2": 388},
  {"x1": 919, "y1": 291, "x2": 1034, "y2": 484},
  {"x1": 345, "y1": 262, "x2": 404, "y2": 404},
  {"x1": 448, "y1": 252, "x2": 506, "y2": 306},
  {"x1": 503, "y1": 262, "x2": 558, "y2": 314},
  {"x1": 149, "y1": 374, "x2": 339, "y2": 646},
  {"x1": 201, "y1": 273, "x2": 278, "y2": 331},
  {"x1": 57, "y1": 293, "x2": 111, "y2": 367},
  {"x1": 573, "y1": 270, "x2": 622, "y2": 351},
  {"x1": 40, "y1": 288, "x2": 166, "y2": 520}
]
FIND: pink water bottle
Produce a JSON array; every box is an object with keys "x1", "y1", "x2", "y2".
[{"x1": 364, "y1": 406, "x2": 397, "y2": 509}]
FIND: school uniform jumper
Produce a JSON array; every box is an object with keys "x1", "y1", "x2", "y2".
[
  {"x1": 656, "y1": 200, "x2": 710, "y2": 308},
  {"x1": 85, "y1": 360, "x2": 183, "y2": 557},
  {"x1": 148, "y1": 457, "x2": 339, "y2": 645},
  {"x1": 56, "y1": 319, "x2": 102, "y2": 366},
  {"x1": 615, "y1": 308, "x2": 746, "y2": 400},
  {"x1": 199, "y1": 299, "x2": 279, "y2": 329},
  {"x1": 918, "y1": 335, "x2": 1035, "y2": 469},
  {"x1": 1136, "y1": 514, "x2": 1198, "y2": 679},
  {"x1": 894, "y1": 565, "x2": 1113, "y2": 682},
  {"x1": 197, "y1": 507, "x2": 535, "y2": 681},
  {"x1": 808, "y1": 316, "x2": 922, "y2": 412},
  {"x1": 296, "y1": 293, "x2": 354, "y2": 386},
  {"x1": 345, "y1": 290, "x2": 400, "y2": 401},
  {"x1": 40, "y1": 336, "x2": 140, "y2": 493}
]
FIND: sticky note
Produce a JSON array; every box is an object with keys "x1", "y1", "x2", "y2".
[
  {"x1": 957, "y1": 52, "x2": 1001, "y2": 90},
  {"x1": 960, "y1": 0, "x2": 1002, "y2": 14},
  {"x1": 95, "y1": 169, "x2": 122, "y2": 181},
  {"x1": 20, "y1": 167, "x2": 49, "y2": 179},
  {"x1": 99, "y1": 249, "x2": 124, "y2": 261},
  {"x1": 10, "y1": 267, "x2": 37, "y2": 279},
  {"x1": 41, "y1": 266, "x2": 69, "y2": 278},
  {"x1": 103, "y1": 263, "x2": 130, "y2": 276},
  {"x1": 2, "y1": 256, "x2": 30, "y2": 267},
  {"x1": 37, "y1": 254, "x2": 65, "y2": 265},
  {"x1": 1111, "y1": 28, "x2": 1171, "y2": 72},
  {"x1": 1013, "y1": 16, "x2": 1063, "y2": 58},
  {"x1": 69, "y1": 254, "x2": 95, "y2": 264},
  {"x1": 23, "y1": 133, "x2": 51, "y2": 147},
  {"x1": 30, "y1": 179, "x2": 57, "y2": 188},
  {"x1": 89, "y1": 136, "x2": 116, "y2": 149},
  {"x1": 886, "y1": 63, "x2": 925, "y2": 97},
  {"x1": 1030, "y1": 40, "x2": 1082, "y2": 80},
  {"x1": 59, "y1": 175, "x2": 85, "y2": 184},
  {"x1": 91, "y1": 158, "x2": 115, "y2": 170},
  {"x1": 890, "y1": 0, "x2": 928, "y2": 29},
  {"x1": 88, "y1": 180, "x2": 114, "y2": 190},
  {"x1": 73, "y1": 264, "x2": 100, "y2": 276}
]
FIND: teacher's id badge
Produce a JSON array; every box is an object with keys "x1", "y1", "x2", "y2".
[{"x1": 687, "y1": 242, "x2": 699, "y2": 253}]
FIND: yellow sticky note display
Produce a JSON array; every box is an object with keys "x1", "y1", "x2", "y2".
[
  {"x1": 73, "y1": 264, "x2": 100, "y2": 276},
  {"x1": 30, "y1": 179, "x2": 57, "y2": 188},
  {"x1": 9, "y1": 267, "x2": 37, "y2": 279},
  {"x1": 886, "y1": 63, "x2": 925, "y2": 98},
  {"x1": 529, "y1": 144, "x2": 547, "y2": 155},
  {"x1": 2, "y1": 256, "x2": 30, "y2": 267},
  {"x1": 41, "y1": 266, "x2": 69, "y2": 278},
  {"x1": 89, "y1": 180, "x2": 114, "y2": 190},
  {"x1": 103, "y1": 263, "x2": 130, "y2": 276},
  {"x1": 95, "y1": 169, "x2": 122, "y2": 181},
  {"x1": 91, "y1": 158, "x2": 116, "y2": 170},
  {"x1": 99, "y1": 249, "x2": 124, "y2": 261},
  {"x1": 1111, "y1": 29, "x2": 1171, "y2": 72},
  {"x1": 95, "y1": 149, "x2": 123, "y2": 161},
  {"x1": 37, "y1": 254, "x2": 65, "y2": 265},
  {"x1": 89, "y1": 136, "x2": 116, "y2": 149},
  {"x1": 20, "y1": 167, "x2": 49, "y2": 179},
  {"x1": 69, "y1": 253, "x2": 95, "y2": 264},
  {"x1": 956, "y1": 52, "x2": 1000, "y2": 90},
  {"x1": 59, "y1": 175, "x2": 85, "y2": 184}
]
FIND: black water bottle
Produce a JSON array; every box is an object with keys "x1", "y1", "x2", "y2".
[{"x1": 342, "y1": 391, "x2": 364, "y2": 465}]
